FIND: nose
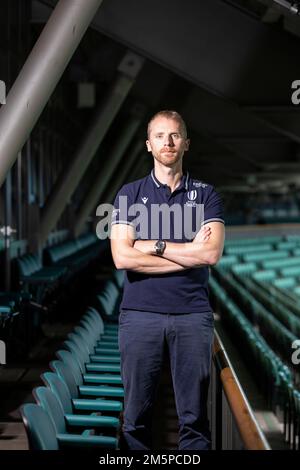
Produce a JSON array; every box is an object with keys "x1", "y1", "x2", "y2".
[{"x1": 163, "y1": 134, "x2": 174, "y2": 146}]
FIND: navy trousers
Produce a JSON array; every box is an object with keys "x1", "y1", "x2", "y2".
[{"x1": 118, "y1": 309, "x2": 214, "y2": 450}]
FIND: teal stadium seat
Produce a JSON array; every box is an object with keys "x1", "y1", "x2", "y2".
[
  {"x1": 50, "y1": 359, "x2": 124, "y2": 399},
  {"x1": 20, "y1": 404, "x2": 59, "y2": 450},
  {"x1": 52, "y1": 350, "x2": 122, "y2": 386},
  {"x1": 34, "y1": 385, "x2": 120, "y2": 430},
  {"x1": 42, "y1": 371, "x2": 122, "y2": 414},
  {"x1": 32, "y1": 387, "x2": 117, "y2": 448},
  {"x1": 63, "y1": 339, "x2": 121, "y2": 374}
]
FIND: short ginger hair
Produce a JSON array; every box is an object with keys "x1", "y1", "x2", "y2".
[{"x1": 147, "y1": 110, "x2": 188, "y2": 139}]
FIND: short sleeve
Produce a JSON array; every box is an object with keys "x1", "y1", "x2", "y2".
[
  {"x1": 203, "y1": 186, "x2": 225, "y2": 225},
  {"x1": 111, "y1": 184, "x2": 136, "y2": 227}
]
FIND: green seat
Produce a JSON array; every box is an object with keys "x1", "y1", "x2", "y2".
[
  {"x1": 18, "y1": 253, "x2": 65, "y2": 282},
  {"x1": 20, "y1": 404, "x2": 59, "y2": 450},
  {"x1": 286, "y1": 235, "x2": 300, "y2": 242},
  {"x1": 281, "y1": 266, "x2": 300, "y2": 278},
  {"x1": 252, "y1": 270, "x2": 277, "y2": 282},
  {"x1": 85, "y1": 306, "x2": 119, "y2": 334},
  {"x1": 225, "y1": 236, "x2": 282, "y2": 247},
  {"x1": 79, "y1": 320, "x2": 119, "y2": 350},
  {"x1": 272, "y1": 278, "x2": 297, "y2": 289},
  {"x1": 42, "y1": 371, "x2": 122, "y2": 413},
  {"x1": 67, "y1": 333, "x2": 120, "y2": 364},
  {"x1": 63, "y1": 339, "x2": 121, "y2": 374},
  {"x1": 232, "y1": 262, "x2": 257, "y2": 277},
  {"x1": 53, "y1": 350, "x2": 122, "y2": 386},
  {"x1": 84, "y1": 308, "x2": 119, "y2": 333},
  {"x1": 262, "y1": 256, "x2": 300, "y2": 270},
  {"x1": 95, "y1": 281, "x2": 120, "y2": 320},
  {"x1": 84, "y1": 307, "x2": 118, "y2": 337},
  {"x1": 34, "y1": 384, "x2": 120, "y2": 430},
  {"x1": 243, "y1": 251, "x2": 288, "y2": 263},
  {"x1": 294, "y1": 286, "x2": 300, "y2": 297},
  {"x1": 50, "y1": 359, "x2": 124, "y2": 399},
  {"x1": 73, "y1": 327, "x2": 119, "y2": 356},
  {"x1": 226, "y1": 244, "x2": 273, "y2": 255},
  {"x1": 210, "y1": 274, "x2": 294, "y2": 410},
  {"x1": 276, "y1": 241, "x2": 298, "y2": 251},
  {"x1": 0, "y1": 305, "x2": 11, "y2": 314},
  {"x1": 32, "y1": 387, "x2": 117, "y2": 448},
  {"x1": 216, "y1": 255, "x2": 238, "y2": 271}
]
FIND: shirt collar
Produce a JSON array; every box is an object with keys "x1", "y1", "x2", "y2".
[{"x1": 150, "y1": 169, "x2": 190, "y2": 191}]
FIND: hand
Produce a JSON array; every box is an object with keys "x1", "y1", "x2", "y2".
[{"x1": 193, "y1": 225, "x2": 211, "y2": 243}]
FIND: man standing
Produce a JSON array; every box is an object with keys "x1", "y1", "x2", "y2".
[{"x1": 110, "y1": 110, "x2": 225, "y2": 450}]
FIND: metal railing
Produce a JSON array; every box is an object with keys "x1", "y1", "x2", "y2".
[{"x1": 209, "y1": 331, "x2": 270, "y2": 450}]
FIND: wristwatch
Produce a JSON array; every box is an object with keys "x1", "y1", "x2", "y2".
[{"x1": 154, "y1": 240, "x2": 166, "y2": 256}]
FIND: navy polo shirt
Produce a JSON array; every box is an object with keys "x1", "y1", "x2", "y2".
[{"x1": 111, "y1": 170, "x2": 224, "y2": 314}]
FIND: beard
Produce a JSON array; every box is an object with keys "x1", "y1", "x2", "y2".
[{"x1": 153, "y1": 149, "x2": 183, "y2": 166}]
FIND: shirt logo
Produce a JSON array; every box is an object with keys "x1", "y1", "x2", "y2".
[
  {"x1": 187, "y1": 190, "x2": 197, "y2": 201},
  {"x1": 141, "y1": 197, "x2": 148, "y2": 204},
  {"x1": 193, "y1": 181, "x2": 208, "y2": 188}
]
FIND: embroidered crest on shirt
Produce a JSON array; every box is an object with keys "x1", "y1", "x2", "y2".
[
  {"x1": 187, "y1": 190, "x2": 197, "y2": 201},
  {"x1": 185, "y1": 190, "x2": 198, "y2": 207}
]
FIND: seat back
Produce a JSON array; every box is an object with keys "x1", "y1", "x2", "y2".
[
  {"x1": 41, "y1": 371, "x2": 73, "y2": 414},
  {"x1": 49, "y1": 359, "x2": 79, "y2": 398},
  {"x1": 33, "y1": 386, "x2": 66, "y2": 434},
  {"x1": 20, "y1": 403, "x2": 59, "y2": 450},
  {"x1": 73, "y1": 325, "x2": 96, "y2": 348},
  {"x1": 96, "y1": 281, "x2": 120, "y2": 317},
  {"x1": 63, "y1": 339, "x2": 89, "y2": 365},
  {"x1": 232, "y1": 262, "x2": 257, "y2": 277},
  {"x1": 56, "y1": 348, "x2": 84, "y2": 375},
  {"x1": 17, "y1": 257, "x2": 31, "y2": 277},
  {"x1": 51, "y1": 354, "x2": 83, "y2": 387},
  {"x1": 79, "y1": 317, "x2": 98, "y2": 338},
  {"x1": 68, "y1": 331, "x2": 92, "y2": 355},
  {"x1": 252, "y1": 269, "x2": 276, "y2": 282},
  {"x1": 85, "y1": 307, "x2": 105, "y2": 333}
]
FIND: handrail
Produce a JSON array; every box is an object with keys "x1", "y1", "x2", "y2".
[{"x1": 213, "y1": 331, "x2": 270, "y2": 450}]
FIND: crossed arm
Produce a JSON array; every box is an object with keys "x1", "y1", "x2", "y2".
[{"x1": 110, "y1": 221, "x2": 225, "y2": 274}]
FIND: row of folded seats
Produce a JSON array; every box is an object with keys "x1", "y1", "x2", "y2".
[
  {"x1": 223, "y1": 235, "x2": 300, "y2": 300},
  {"x1": 0, "y1": 234, "x2": 108, "y2": 359},
  {"x1": 0, "y1": 289, "x2": 40, "y2": 358},
  {"x1": 210, "y1": 235, "x2": 300, "y2": 449},
  {"x1": 20, "y1": 270, "x2": 125, "y2": 450},
  {"x1": 224, "y1": 234, "x2": 300, "y2": 247},
  {"x1": 16, "y1": 233, "x2": 107, "y2": 302}
]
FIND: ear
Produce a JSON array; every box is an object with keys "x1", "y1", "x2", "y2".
[
  {"x1": 146, "y1": 140, "x2": 152, "y2": 152},
  {"x1": 185, "y1": 139, "x2": 190, "y2": 151}
]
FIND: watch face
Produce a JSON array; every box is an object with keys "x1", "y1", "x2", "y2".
[
  {"x1": 155, "y1": 240, "x2": 165, "y2": 254},
  {"x1": 157, "y1": 241, "x2": 165, "y2": 250}
]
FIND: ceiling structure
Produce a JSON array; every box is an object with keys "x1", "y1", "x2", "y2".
[{"x1": 33, "y1": 0, "x2": 300, "y2": 194}]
